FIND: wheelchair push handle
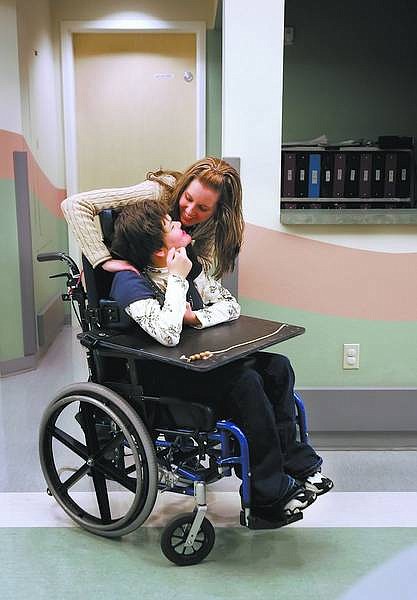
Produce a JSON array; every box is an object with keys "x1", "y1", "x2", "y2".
[{"x1": 37, "y1": 252, "x2": 80, "y2": 276}]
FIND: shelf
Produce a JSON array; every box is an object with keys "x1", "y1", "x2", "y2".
[
  {"x1": 282, "y1": 197, "x2": 410, "y2": 203},
  {"x1": 280, "y1": 208, "x2": 417, "y2": 225}
]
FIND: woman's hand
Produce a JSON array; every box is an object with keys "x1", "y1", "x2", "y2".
[
  {"x1": 183, "y1": 302, "x2": 201, "y2": 326},
  {"x1": 101, "y1": 259, "x2": 139, "y2": 274},
  {"x1": 167, "y1": 247, "x2": 192, "y2": 279}
]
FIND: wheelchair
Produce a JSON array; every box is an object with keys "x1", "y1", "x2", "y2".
[{"x1": 37, "y1": 229, "x2": 309, "y2": 566}]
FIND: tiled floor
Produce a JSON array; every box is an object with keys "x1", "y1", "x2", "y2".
[{"x1": 1, "y1": 526, "x2": 417, "y2": 600}]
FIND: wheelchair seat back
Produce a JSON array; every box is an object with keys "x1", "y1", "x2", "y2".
[{"x1": 82, "y1": 209, "x2": 132, "y2": 330}]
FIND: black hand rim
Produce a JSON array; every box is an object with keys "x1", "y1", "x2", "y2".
[{"x1": 40, "y1": 394, "x2": 150, "y2": 532}]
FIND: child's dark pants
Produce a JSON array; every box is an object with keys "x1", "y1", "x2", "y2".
[{"x1": 141, "y1": 352, "x2": 322, "y2": 506}]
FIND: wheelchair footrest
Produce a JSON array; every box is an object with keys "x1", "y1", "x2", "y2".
[{"x1": 240, "y1": 510, "x2": 303, "y2": 530}]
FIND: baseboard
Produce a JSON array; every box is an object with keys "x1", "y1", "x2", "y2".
[
  {"x1": 1, "y1": 294, "x2": 65, "y2": 377},
  {"x1": 37, "y1": 294, "x2": 65, "y2": 349},
  {"x1": 309, "y1": 431, "x2": 417, "y2": 450},
  {"x1": 298, "y1": 387, "x2": 417, "y2": 433},
  {"x1": 0, "y1": 355, "x2": 38, "y2": 378}
]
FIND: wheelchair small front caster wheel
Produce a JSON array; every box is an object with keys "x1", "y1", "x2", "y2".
[{"x1": 161, "y1": 512, "x2": 215, "y2": 566}]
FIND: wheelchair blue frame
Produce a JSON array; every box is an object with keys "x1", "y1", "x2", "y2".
[{"x1": 153, "y1": 407, "x2": 308, "y2": 511}]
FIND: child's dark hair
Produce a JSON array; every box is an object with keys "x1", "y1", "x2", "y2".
[{"x1": 111, "y1": 199, "x2": 168, "y2": 269}]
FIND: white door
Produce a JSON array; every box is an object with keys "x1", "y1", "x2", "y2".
[{"x1": 73, "y1": 32, "x2": 197, "y2": 191}]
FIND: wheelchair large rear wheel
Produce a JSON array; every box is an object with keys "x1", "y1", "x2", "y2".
[{"x1": 39, "y1": 382, "x2": 158, "y2": 537}]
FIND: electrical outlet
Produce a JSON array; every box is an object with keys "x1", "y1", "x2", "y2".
[{"x1": 343, "y1": 343, "x2": 360, "y2": 369}]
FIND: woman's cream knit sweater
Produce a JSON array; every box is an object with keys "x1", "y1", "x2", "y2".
[{"x1": 61, "y1": 176, "x2": 175, "y2": 268}]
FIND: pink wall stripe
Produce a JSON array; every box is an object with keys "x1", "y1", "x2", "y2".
[
  {"x1": 239, "y1": 223, "x2": 417, "y2": 321},
  {"x1": 0, "y1": 129, "x2": 25, "y2": 178},
  {"x1": 0, "y1": 129, "x2": 65, "y2": 218}
]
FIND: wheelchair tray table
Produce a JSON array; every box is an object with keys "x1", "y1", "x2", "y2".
[{"x1": 84, "y1": 315, "x2": 305, "y2": 371}]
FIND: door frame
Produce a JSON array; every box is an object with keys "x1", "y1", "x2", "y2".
[{"x1": 61, "y1": 19, "x2": 206, "y2": 259}]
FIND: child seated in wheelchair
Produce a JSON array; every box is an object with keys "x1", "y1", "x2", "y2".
[{"x1": 109, "y1": 199, "x2": 333, "y2": 525}]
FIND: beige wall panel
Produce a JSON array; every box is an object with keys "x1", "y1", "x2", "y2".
[
  {"x1": 74, "y1": 33, "x2": 196, "y2": 190},
  {"x1": 0, "y1": 0, "x2": 22, "y2": 133}
]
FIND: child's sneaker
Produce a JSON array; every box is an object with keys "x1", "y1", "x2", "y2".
[
  {"x1": 283, "y1": 486, "x2": 317, "y2": 516},
  {"x1": 252, "y1": 483, "x2": 316, "y2": 522},
  {"x1": 303, "y1": 472, "x2": 334, "y2": 496}
]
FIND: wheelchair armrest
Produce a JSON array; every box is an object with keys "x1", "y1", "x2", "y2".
[
  {"x1": 98, "y1": 299, "x2": 133, "y2": 330},
  {"x1": 82, "y1": 299, "x2": 133, "y2": 331}
]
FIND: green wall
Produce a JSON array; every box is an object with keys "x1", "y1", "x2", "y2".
[
  {"x1": 0, "y1": 174, "x2": 68, "y2": 364},
  {"x1": 0, "y1": 180, "x2": 24, "y2": 361},
  {"x1": 241, "y1": 297, "x2": 417, "y2": 387},
  {"x1": 283, "y1": 0, "x2": 417, "y2": 143},
  {"x1": 31, "y1": 195, "x2": 68, "y2": 313}
]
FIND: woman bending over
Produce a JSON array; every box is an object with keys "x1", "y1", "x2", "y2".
[{"x1": 61, "y1": 157, "x2": 244, "y2": 279}]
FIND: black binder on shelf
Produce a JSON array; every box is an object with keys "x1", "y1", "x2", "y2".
[
  {"x1": 396, "y1": 151, "x2": 411, "y2": 198},
  {"x1": 280, "y1": 142, "x2": 415, "y2": 208},
  {"x1": 371, "y1": 152, "x2": 385, "y2": 198},
  {"x1": 295, "y1": 153, "x2": 308, "y2": 197},
  {"x1": 282, "y1": 153, "x2": 296, "y2": 197},
  {"x1": 320, "y1": 152, "x2": 334, "y2": 198},
  {"x1": 344, "y1": 152, "x2": 360, "y2": 197},
  {"x1": 384, "y1": 153, "x2": 397, "y2": 197},
  {"x1": 333, "y1": 153, "x2": 346, "y2": 197},
  {"x1": 359, "y1": 153, "x2": 372, "y2": 198}
]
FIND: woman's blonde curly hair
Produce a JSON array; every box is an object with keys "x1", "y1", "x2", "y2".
[{"x1": 147, "y1": 157, "x2": 244, "y2": 279}]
